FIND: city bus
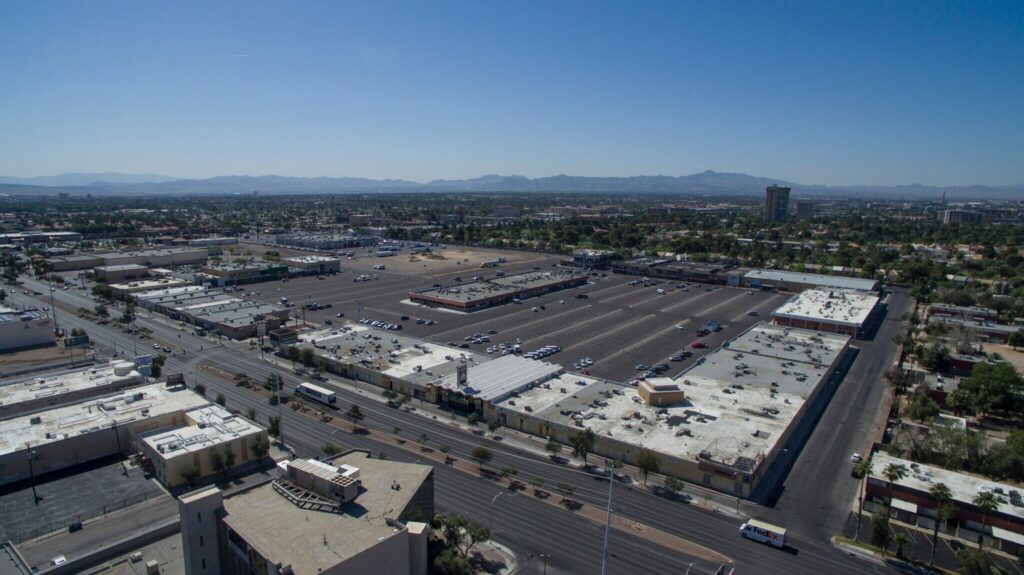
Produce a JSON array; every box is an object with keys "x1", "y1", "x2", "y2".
[{"x1": 295, "y1": 382, "x2": 337, "y2": 406}]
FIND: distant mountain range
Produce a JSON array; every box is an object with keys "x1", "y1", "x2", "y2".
[{"x1": 0, "y1": 171, "x2": 1021, "y2": 200}]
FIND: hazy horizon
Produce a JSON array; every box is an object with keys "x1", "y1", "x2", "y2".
[{"x1": 2, "y1": 1, "x2": 1023, "y2": 187}]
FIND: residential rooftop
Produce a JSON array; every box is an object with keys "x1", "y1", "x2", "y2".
[
  {"x1": 222, "y1": 452, "x2": 431, "y2": 575},
  {"x1": 0, "y1": 383, "x2": 209, "y2": 457},
  {"x1": 140, "y1": 404, "x2": 263, "y2": 459},
  {"x1": 771, "y1": 289, "x2": 880, "y2": 328}
]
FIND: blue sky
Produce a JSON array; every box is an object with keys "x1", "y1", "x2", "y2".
[{"x1": 1, "y1": 1, "x2": 1022, "y2": 186}]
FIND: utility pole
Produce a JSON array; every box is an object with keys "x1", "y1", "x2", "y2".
[
  {"x1": 600, "y1": 462, "x2": 614, "y2": 575},
  {"x1": 27, "y1": 448, "x2": 41, "y2": 504},
  {"x1": 48, "y1": 276, "x2": 60, "y2": 336}
]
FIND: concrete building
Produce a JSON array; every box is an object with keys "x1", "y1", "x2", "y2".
[
  {"x1": 0, "y1": 307, "x2": 53, "y2": 352},
  {"x1": 637, "y1": 377, "x2": 686, "y2": 406},
  {"x1": 45, "y1": 254, "x2": 103, "y2": 271},
  {"x1": 931, "y1": 316, "x2": 1022, "y2": 344},
  {"x1": 139, "y1": 404, "x2": 267, "y2": 488},
  {"x1": 571, "y1": 249, "x2": 619, "y2": 269},
  {"x1": 282, "y1": 255, "x2": 342, "y2": 275},
  {"x1": 187, "y1": 237, "x2": 238, "y2": 255},
  {"x1": 45, "y1": 247, "x2": 208, "y2": 272},
  {"x1": 764, "y1": 185, "x2": 791, "y2": 222},
  {"x1": 200, "y1": 262, "x2": 290, "y2": 286},
  {"x1": 0, "y1": 361, "x2": 143, "y2": 420},
  {"x1": 409, "y1": 271, "x2": 587, "y2": 312},
  {"x1": 866, "y1": 452, "x2": 1024, "y2": 555},
  {"x1": 744, "y1": 269, "x2": 879, "y2": 292},
  {"x1": 927, "y1": 303, "x2": 998, "y2": 322},
  {"x1": 275, "y1": 233, "x2": 377, "y2": 250},
  {"x1": 0, "y1": 231, "x2": 81, "y2": 244},
  {"x1": 109, "y1": 277, "x2": 191, "y2": 299},
  {"x1": 771, "y1": 289, "x2": 881, "y2": 338},
  {"x1": 92, "y1": 263, "x2": 150, "y2": 283},
  {"x1": 179, "y1": 451, "x2": 432, "y2": 575},
  {"x1": 610, "y1": 258, "x2": 738, "y2": 285},
  {"x1": 795, "y1": 200, "x2": 814, "y2": 218},
  {"x1": 940, "y1": 210, "x2": 983, "y2": 225},
  {"x1": 0, "y1": 383, "x2": 209, "y2": 486},
  {"x1": 491, "y1": 206, "x2": 522, "y2": 219}
]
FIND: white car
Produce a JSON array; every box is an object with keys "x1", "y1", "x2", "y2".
[{"x1": 850, "y1": 453, "x2": 862, "y2": 463}]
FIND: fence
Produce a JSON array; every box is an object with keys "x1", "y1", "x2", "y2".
[{"x1": 4, "y1": 487, "x2": 167, "y2": 544}]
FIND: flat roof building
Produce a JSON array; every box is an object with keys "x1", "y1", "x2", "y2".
[
  {"x1": 0, "y1": 307, "x2": 52, "y2": 352},
  {"x1": 409, "y1": 270, "x2": 587, "y2": 311},
  {"x1": 110, "y1": 277, "x2": 191, "y2": 299},
  {"x1": 0, "y1": 361, "x2": 142, "y2": 420},
  {"x1": 282, "y1": 255, "x2": 342, "y2": 275},
  {"x1": 139, "y1": 404, "x2": 267, "y2": 488},
  {"x1": 866, "y1": 452, "x2": 1024, "y2": 555},
  {"x1": 0, "y1": 383, "x2": 209, "y2": 486},
  {"x1": 744, "y1": 269, "x2": 879, "y2": 292},
  {"x1": 179, "y1": 451, "x2": 432, "y2": 575},
  {"x1": 771, "y1": 289, "x2": 881, "y2": 338},
  {"x1": 200, "y1": 261, "x2": 290, "y2": 286},
  {"x1": 765, "y1": 185, "x2": 791, "y2": 223},
  {"x1": 92, "y1": 263, "x2": 149, "y2": 283}
]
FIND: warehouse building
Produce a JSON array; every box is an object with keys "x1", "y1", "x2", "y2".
[
  {"x1": 0, "y1": 383, "x2": 209, "y2": 486},
  {"x1": 282, "y1": 255, "x2": 342, "y2": 275},
  {"x1": 0, "y1": 231, "x2": 82, "y2": 244},
  {"x1": 409, "y1": 271, "x2": 587, "y2": 311},
  {"x1": 139, "y1": 404, "x2": 267, "y2": 488},
  {"x1": 927, "y1": 303, "x2": 999, "y2": 322},
  {"x1": 866, "y1": 452, "x2": 1024, "y2": 555},
  {"x1": 46, "y1": 247, "x2": 209, "y2": 272},
  {"x1": 771, "y1": 289, "x2": 880, "y2": 338},
  {"x1": 484, "y1": 323, "x2": 851, "y2": 499},
  {"x1": 0, "y1": 306, "x2": 53, "y2": 352},
  {"x1": 571, "y1": 249, "x2": 619, "y2": 269},
  {"x1": 109, "y1": 277, "x2": 191, "y2": 299},
  {"x1": 0, "y1": 361, "x2": 143, "y2": 420},
  {"x1": 200, "y1": 261, "x2": 290, "y2": 286},
  {"x1": 610, "y1": 258, "x2": 739, "y2": 285},
  {"x1": 743, "y1": 269, "x2": 879, "y2": 292},
  {"x1": 275, "y1": 233, "x2": 378, "y2": 250},
  {"x1": 92, "y1": 263, "x2": 149, "y2": 283},
  {"x1": 179, "y1": 451, "x2": 432, "y2": 575}
]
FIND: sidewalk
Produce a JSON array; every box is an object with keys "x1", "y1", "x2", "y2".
[{"x1": 263, "y1": 351, "x2": 751, "y2": 519}]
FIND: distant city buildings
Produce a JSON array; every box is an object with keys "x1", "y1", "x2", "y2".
[
  {"x1": 795, "y1": 200, "x2": 813, "y2": 218},
  {"x1": 764, "y1": 185, "x2": 791, "y2": 222},
  {"x1": 940, "y1": 209, "x2": 983, "y2": 225}
]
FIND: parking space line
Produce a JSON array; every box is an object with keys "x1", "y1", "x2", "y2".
[
  {"x1": 558, "y1": 313, "x2": 658, "y2": 355},
  {"x1": 729, "y1": 293, "x2": 786, "y2": 323},
  {"x1": 694, "y1": 291, "x2": 750, "y2": 319},
  {"x1": 657, "y1": 289, "x2": 717, "y2": 313},
  {"x1": 599, "y1": 319, "x2": 692, "y2": 365},
  {"x1": 529, "y1": 309, "x2": 626, "y2": 342},
  {"x1": 600, "y1": 288, "x2": 650, "y2": 305}
]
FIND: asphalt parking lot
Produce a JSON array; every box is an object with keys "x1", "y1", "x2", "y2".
[
  {"x1": 0, "y1": 457, "x2": 164, "y2": 543},
  {"x1": 254, "y1": 251, "x2": 791, "y2": 382}
]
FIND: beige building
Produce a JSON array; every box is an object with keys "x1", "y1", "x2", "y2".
[
  {"x1": 637, "y1": 377, "x2": 686, "y2": 406},
  {"x1": 92, "y1": 263, "x2": 149, "y2": 283},
  {"x1": 281, "y1": 255, "x2": 342, "y2": 275},
  {"x1": 139, "y1": 404, "x2": 267, "y2": 488},
  {"x1": 0, "y1": 361, "x2": 142, "y2": 420},
  {"x1": 0, "y1": 383, "x2": 209, "y2": 486},
  {"x1": 0, "y1": 307, "x2": 53, "y2": 352},
  {"x1": 179, "y1": 451, "x2": 433, "y2": 575}
]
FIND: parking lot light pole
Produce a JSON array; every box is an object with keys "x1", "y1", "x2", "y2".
[
  {"x1": 540, "y1": 553, "x2": 551, "y2": 575},
  {"x1": 27, "y1": 448, "x2": 41, "y2": 504},
  {"x1": 600, "y1": 461, "x2": 615, "y2": 575}
]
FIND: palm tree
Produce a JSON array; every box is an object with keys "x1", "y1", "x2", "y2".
[
  {"x1": 882, "y1": 463, "x2": 909, "y2": 522},
  {"x1": 569, "y1": 428, "x2": 596, "y2": 466},
  {"x1": 892, "y1": 532, "x2": 909, "y2": 559},
  {"x1": 972, "y1": 491, "x2": 999, "y2": 550},
  {"x1": 928, "y1": 482, "x2": 952, "y2": 565},
  {"x1": 854, "y1": 458, "x2": 874, "y2": 541}
]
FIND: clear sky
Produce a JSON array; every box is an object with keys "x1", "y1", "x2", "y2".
[{"x1": 1, "y1": 1, "x2": 1022, "y2": 186}]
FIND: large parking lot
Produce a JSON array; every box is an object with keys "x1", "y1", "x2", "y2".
[{"x1": 252, "y1": 246, "x2": 790, "y2": 382}]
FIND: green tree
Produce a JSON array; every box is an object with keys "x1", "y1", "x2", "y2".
[
  {"x1": 215, "y1": 393, "x2": 226, "y2": 407},
  {"x1": 906, "y1": 393, "x2": 940, "y2": 422},
  {"x1": 322, "y1": 443, "x2": 342, "y2": 456},
  {"x1": 246, "y1": 407, "x2": 257, "y2": 421},
  {"x1": 193, "y1": 383, "x2": 206, "y2": 397},
  {"x1": 544, "y1": 438, "x2": 562, "y2": 458},
  {"x1": 436, "y1": 514, "x2": 491, "y2": 559},
  {"x1": 94, "y1": 304, "x2": 109, "y2": 318},
  {"x1": 268, "y1": 415, "x2": 280, "y2": 438},
  {"x1": 870, "y1": 507, "x2": 891, "y2": 551},
  {"x1": 300, "y1": 347, "x2": 315, "y2": 367},
  {"x1": 210, "y1": 449, "x2": 226, "y2": 476},
  {"x1": 487, "y1": 420, "x2": 500, "y2": 434},
  {"x1": 471, "y1": 445, "x2": 493, "y2": 469},
  {"x1": 1008, "y1": 329, "x2": 1024, "y2": 350},
  {"x1": 250, "y1": 437, "x2": 269, "y2": 459},
  {"x1": 962, "y1": 362, "x2": 1023, "y2": 416},
  {"x1": 928, "y1": 482, "x2": 953, "y2": 565},
  {"x1": 854, "y1": 458, "x2": 874, "y2": 541},
  {"x1": 635, "y1": 449, "x2": 662, "y2": 485},
  {"x1": 945, "y1": 388, "x2": 974, "y2": 416},
  {"x1": 882, "y1": 463, "x2": 908, "y2": 522},
  {"x1": 224, "y1": 445, "x2": 236, "y2": 470},
  {"x1": 972, "y1": 491, "x2": 1000, "y2": 550},
  {"x1": 892, "y1": 531, "x2": 909, "y2": 558},
  {"x1": 569, "y1": 428, "x2": 596, "y2": 466},
  {"x1": 182, "y1": 465, "x2": 200, "y2": 487},
  {"x1": 433, "y1": 549, "x2": 473, "y2": 575},
  {"x1": 662, "y1": 476, "x2": 684, "y2": 497},
  {"x1": 346, "y1": 404, "x2": 364, "y2": 427},
  {"x1": 466, "y1": 412, "x2": 479, "y2": 427}
]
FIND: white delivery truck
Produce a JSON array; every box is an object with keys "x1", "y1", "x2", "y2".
[{"x1": 739, "y1": 519, "x2": 786, "y2": 548}]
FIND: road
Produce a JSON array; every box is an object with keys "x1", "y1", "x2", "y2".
[{"x1": 7, "y1": 277, "x2": 900, "y2": 575}]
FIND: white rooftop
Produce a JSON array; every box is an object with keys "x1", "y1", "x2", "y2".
[
  {"x1": 745, "y1": 269, "x2": 879, "y2": 291},
  {"x1": 133, "y1": 285, "x2": 209, "y2": 300},
  {"x1": 282, "y1": 255, "x2": 341, "y2": 263},
  {"x1": 872, "y1": 452, "x2": 1024, "y2": 522},
  {"x1": 140, "y1": 404, "x2": 264, "y2": 459},
  {"x1": 0, "y1": 361, "x2": 142, "y2": 413},
  {"x1": 0, "y1": 383, "x2": 210, "y2": 456},
  {"x1": 109, "y1": 278, "x2": 190, "y2": 292},
  {"x1": 434, "y1": 355, "x2": 563, "y2": 402},
  {"x1": 771, "y1": 289, "x2": 879, "y2": 328}
]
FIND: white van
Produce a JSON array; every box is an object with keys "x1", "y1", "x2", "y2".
[{"x1": 739, "y1": 519, "x2": 786, "y2": 548}]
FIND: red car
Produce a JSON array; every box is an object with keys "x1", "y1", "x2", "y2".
[
  {"x1": 691, "y1": 342, "x2": 707, "y2": 349},
  {"x1": 696, "y1": 330, "x2": 710, "y2": 337}
]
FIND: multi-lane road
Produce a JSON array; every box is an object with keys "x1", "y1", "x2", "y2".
[{"x1": 6, "y1": 276, "x2": 905, "y2": 575}]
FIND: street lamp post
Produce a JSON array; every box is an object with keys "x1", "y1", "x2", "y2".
[
  {"x1": 539, "y1": 553, "x2": 551, "y2": 575},
  {"x1": 600, "y1": 461, "x2": 615, "y2": 575},
  {"x1": 27, "y1": 448, "x2": 41, "y2": 504}
]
